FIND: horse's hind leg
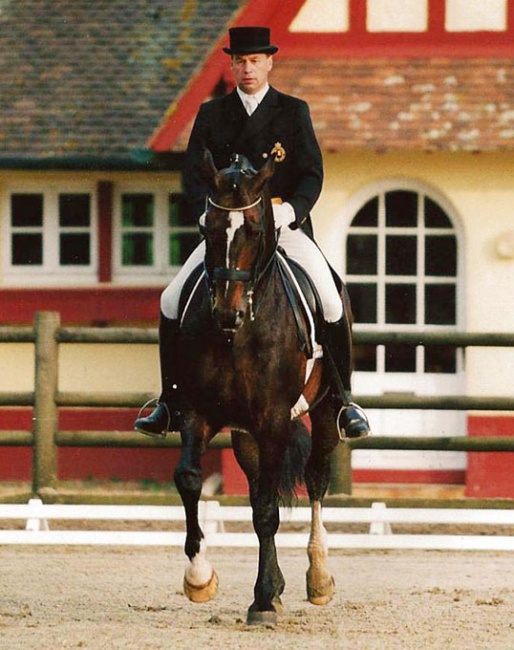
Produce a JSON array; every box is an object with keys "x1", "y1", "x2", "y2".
[
  {"x1": 306, "y1": 500, "x2": 334, "y2": 606},
  {"x1": 304, "y1": 405, "x2": 339, "y2": 605},
  {"x1": 174, "y1": 419, "x2": 218, "y2": 603}
]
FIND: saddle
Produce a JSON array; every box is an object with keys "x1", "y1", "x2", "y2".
[
  {"x1": 178, "y1": 263, "x2": 207, "y2": 323},
  {"x1": 276, "y1": 249, "x2": 323, "y2": 358}
]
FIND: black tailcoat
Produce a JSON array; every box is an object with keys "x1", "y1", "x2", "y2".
[{"x1": 182, "y1": 87, "x2": 323, "y2": 238}]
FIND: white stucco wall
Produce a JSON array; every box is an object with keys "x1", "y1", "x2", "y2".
[{"x1": 315, "y1": 150, "x2": 514, "y2": 399}]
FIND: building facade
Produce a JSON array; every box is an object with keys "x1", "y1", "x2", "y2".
[{"x1": 1, "y1": 0, "x2": 513, "y2": 494}]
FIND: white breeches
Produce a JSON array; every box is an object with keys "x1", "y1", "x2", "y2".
[{"x1": 161, "y1": 227, "x2": 343, "y2": 322}]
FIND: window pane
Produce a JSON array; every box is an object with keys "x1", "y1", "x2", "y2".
[
  {"x1": 122, "y1": 194, "x2": 153, "y2": 227},
  {"x1": 59, "y1": 194, "x2": 90, "y2": 227},
  {"x1": 347, "y1": 283, "x2": 377, "y2": 323},
  {"x1": 424, "y1": 345, "x2": 457, "y2": 373},
  {"x1": 60, "y1": 233, "x2": 90, "y2": 265},
  {"x1": 169, "y1": 193, "x2": 190, "y2": 227},
  {"x1": 353, "y1": 344, "x2": 377, "y2": 372},
  {"x1": 352, "y1": 197, "x2": 378, "y2": 226},
  {"x1": 12, "y1": 234, "x2": 43, "y2": 265},
  {"x1": 446, "y1": 0, "x2": 507, "y2": 32},
  {"x1": 385, "y1": 190, "x2": 417, "y2": 227},
  {"x1": 425, "y1": 284, "x2": 456, "y2": 325},
  {"x1": 346, "y1": 235, "x2": 377, "y2": 275},
  {"x1": 11, "y1": 194, "x2": 43, "y2": 227},
  {"x1": 122, "y1": 233, "x2": 153, "y2": 266},
  {"x1": 385, "y1": 344, "x2": 417, "y2": 372},
  {"x1": 367, "y1": 0, "x2": 428, "y2": 32},
  {"x1": 424, "y1": 197, "x2": 452, "y2": 228},
  {"x1": 425, "y1": 235, "x2": 457, "y2": 276},
  {"x1": 386, "y1": 235, "x2": 417, "y2": 275},
  {"x1": 169, "y1": 232, "x2": 199, "y2": 266},
  {"x1": 386, "y1": 284, "x2": 416, "y2": 323}
]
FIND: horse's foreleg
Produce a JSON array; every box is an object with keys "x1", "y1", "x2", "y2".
[
  {"x1": 246, "y1": 440, "x2": 286, "y2": 627},
  {"x1": 174, "y1": 419, "x2": 218, "y2": 603}
]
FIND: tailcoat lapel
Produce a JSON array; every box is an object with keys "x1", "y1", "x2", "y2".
[
  {"x1": 222, "y1": 90, "x2": 247, "y2": 145},
  {"x1": 232, "y1": 87, "x2": 281, "y2": 151}
]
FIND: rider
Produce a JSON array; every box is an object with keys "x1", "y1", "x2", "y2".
[{"x1": 135, "y1": 26, "x2": 370, "y2": 439}]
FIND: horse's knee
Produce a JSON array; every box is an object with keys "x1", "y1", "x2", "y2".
[
  {"x1": 251, "y1": 500, "x2": 280, "y2": 538},
  {"x1": 174, "y1": 466, "x2": 202, "y2": 497}
]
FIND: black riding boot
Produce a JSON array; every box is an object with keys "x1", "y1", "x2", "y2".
[
  {"x1": 134, "y1": 314, "x2": 181, "y2": 438},
  {"x1": 323, "y1": 315, "x2": 371, "y2": 438}
]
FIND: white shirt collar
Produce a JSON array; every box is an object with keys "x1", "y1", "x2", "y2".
[{"x1": 237, "y1": 84, "x2": 270, "y2": 112}]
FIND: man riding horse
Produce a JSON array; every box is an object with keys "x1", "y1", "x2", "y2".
[{"x1": 135, "y1": 26, "x2": 370, "y2": 439}]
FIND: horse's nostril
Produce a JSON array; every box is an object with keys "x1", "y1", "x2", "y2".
[{"x1": 212, "y1": 306, "x2": 246, "y2": 332}]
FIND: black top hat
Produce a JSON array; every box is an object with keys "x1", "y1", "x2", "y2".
[{"x1": 223, "y1": 27, "x2": 278, "y2": 55}]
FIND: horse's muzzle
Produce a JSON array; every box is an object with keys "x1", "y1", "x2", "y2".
[{"x1": 212, "y1": 305, "x2": 245, "y2": 333}]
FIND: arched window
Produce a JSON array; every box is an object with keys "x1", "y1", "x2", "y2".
[
  {"x1": 342, "y1": 180, "x2": 465, "y2": 471},
  {"x1": 345, "y1": 184, "x2": 461, "y2": 377}
]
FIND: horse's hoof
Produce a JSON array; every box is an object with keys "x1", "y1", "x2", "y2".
[
  {"x1": 307, "y1": 574, "x2": 335, "y2": 606},
  {"x1": 183, "y1": 570, "x2": 219, "y2": 603},
  {"x1": 246, "y1": 609, "x2": 278, "y2": 627},
  {"x1": 272, "y1": 597, "x2": 284, "y2": 615}
]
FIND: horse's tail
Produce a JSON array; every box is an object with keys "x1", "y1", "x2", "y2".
[{"x1": 279, "y1": 418, "x2": 312, "y2": 506}]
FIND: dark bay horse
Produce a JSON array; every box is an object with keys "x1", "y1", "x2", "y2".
[{"x1": 174, "y1": 151, "x2": 344, "y2": 625}]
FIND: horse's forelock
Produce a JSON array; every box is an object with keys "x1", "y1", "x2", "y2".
[{"x1": 214, "y1": 169, "x2": 254, "y2": 206}]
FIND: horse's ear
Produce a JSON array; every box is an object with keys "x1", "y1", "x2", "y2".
[
  {"x1": 203, "y1": 149, "x2": 220, "y2": 190},
  {"x1": 252, "y1": 154, "x2": 275, "y2": 193}
]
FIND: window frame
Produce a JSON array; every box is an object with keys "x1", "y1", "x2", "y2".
[
  {"x1": 335, "y1": 178, "x2": 466, "y2": 379},
  {"x1": 2, "y1": 182, "x2": 97, "y2": 285},
  {"x1": 112, "y1": 183, "x2": 199, "y2": 285}
]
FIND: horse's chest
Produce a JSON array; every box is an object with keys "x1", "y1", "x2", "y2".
[{"x1": 193, "y1": 338, "x2": 284, "y2": 399}]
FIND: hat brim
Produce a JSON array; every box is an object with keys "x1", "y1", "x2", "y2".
[{"x1": 223, "y1": 44, "x2": 278, "y2": 55}]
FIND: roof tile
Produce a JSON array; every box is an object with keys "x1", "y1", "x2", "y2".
[{"x1": 0, "y1": 0, "x2": 243, "y2": 158}]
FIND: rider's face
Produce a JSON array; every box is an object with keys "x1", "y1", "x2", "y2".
[{"x1": 231, "y1": 54, "x2": 273, "y2": 95}]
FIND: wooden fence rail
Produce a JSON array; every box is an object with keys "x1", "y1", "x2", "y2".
[{"x1": 0, "y1": 311, "x2": 513, "y2": 503}]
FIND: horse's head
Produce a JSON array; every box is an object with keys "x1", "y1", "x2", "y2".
[{"x1": 203, "y1": 150, "x2": 276, "y2": 333}]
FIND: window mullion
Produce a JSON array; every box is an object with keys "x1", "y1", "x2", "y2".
[
  {"x1": 46, "y1": 191, "x2": 58, "y2": 272},
  {"x1": 154, "y1": 190, "x2": 166, "y2": 272}
]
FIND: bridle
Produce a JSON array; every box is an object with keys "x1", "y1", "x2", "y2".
[
  {"x1": 205, "y1": 191, "x2": 276, "y2": 322},
  {"x1": 207, "y1": 195, "x2": 262, "y2": 212}
]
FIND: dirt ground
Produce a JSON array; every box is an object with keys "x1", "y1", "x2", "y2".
[{"x1": 1, "y1": 544, "x2": 513, "y2": 650}]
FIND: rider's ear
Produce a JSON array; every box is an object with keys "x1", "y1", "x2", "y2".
[{"x1": 203, "y1": 149, "x2": 221, "y2": 190}]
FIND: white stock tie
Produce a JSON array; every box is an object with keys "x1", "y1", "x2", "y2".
[{"x1": 244, "y1": 96, "x2": 258, "y2": 116}]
